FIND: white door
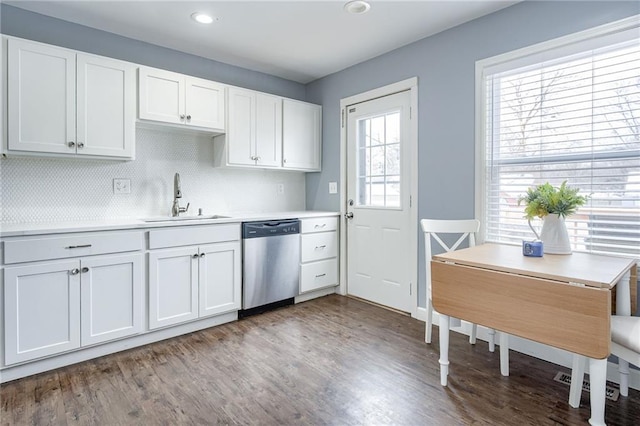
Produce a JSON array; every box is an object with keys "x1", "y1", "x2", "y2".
[
  {"x1": 198, "y1": 242, "x2": 241, "y2": 318},
  {"x1": 148, "y1": 247, "x2": 199, "y2": 329},
  {"x1": 255, "y1": 93, "x2": 282, "y2": 167},
  {"x1": 7, "y1": 38, "x2": 76, "y2": 154},
  {"x1": 4, "y1": 260, "x2": 81, "y2": 365},
  {"x1": 227, "y1": 87, "x2": 256, "y2": 166},
  {"x1": 282, "y1": 99, "x2": 322, "y2": 171},
  {"x1": 345, "y1": 90, "x2": 413, "y2": 312},
  {"x1": 80, "y1": 253, "x2": 143, "y2": 346},
  {"x1": 185, "y1": 76, "x2": 225, "y2": 130},
  {"x1": 77, "y1": 54, "x2": 135, "y2": 158},
  {"x1": 138, "y1": 67, "x2": 184, "y2": 125}
]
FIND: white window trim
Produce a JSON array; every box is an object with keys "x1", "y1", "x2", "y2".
[{"x1": 474, "y1": 14, "x2": 640, "y2": 244}]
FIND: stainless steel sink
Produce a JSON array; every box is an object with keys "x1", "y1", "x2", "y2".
[{"x1": 143, "y1": 215, "x2": 231, "y2": 223}]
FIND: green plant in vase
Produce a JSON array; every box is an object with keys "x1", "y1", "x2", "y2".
[{"x1": 518, "y1": 181, "x2": 588, "y2": 254}]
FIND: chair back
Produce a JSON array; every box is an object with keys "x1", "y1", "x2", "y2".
[{"x1": 421, "y1": 219, "x2": 481, "y2": 296}]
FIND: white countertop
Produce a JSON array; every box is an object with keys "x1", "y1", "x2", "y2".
[{"x1": 0, "y1": 211, "x2": 339, "y2": 237}]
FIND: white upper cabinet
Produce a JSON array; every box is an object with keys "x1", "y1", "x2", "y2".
[
  {"x1": 225, "y1": 87, "x2": 282, "y2": 168},
  {"x1": 76, "y1": 54, "x2": 135, "y2": 158},
  {"x1": 216, "y1": 89, "x2": 321, "y2": 171},
  {"x1": 6, "y1": 38, "x2": 135, "y2": 159},
  {"x1": 138, "y1": 67, "x2": 225, "y2": 132},
  {"x1": 282, "y1": 99, "x2": 322, "y2": 171}
]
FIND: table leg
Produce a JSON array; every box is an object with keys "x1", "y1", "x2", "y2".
[
  {"x1": 500, "y1": 333, "x2": 509, "y2": 376},
  {"x1": 439, "y1": 314, "x2": 450, "y2": 386},
  {"x1": 588, "y1": 357, "x2": 607, "y2": 426},
  {"x1": 569, "y1": 354, "x2": 586, "y2": 408}
]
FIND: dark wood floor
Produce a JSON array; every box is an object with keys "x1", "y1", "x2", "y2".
[{"x1": 2, "y1": 294, "x2": 639, "y2": 425}]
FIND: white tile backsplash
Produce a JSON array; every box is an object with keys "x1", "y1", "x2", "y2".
[{"x1": 0, "y1": 127, "x2": 306, "y2": 224}]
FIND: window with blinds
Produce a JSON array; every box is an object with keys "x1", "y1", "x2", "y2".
[{"x1": 478, "y1": 19, "x2": 640, "y2": 258}]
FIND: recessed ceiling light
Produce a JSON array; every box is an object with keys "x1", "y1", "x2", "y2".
[
  {"x1": 344, "y1": 0, "x2": 371, "y2": 15},
  {"x1": 191, "y1": 12, "x2": 216, "y2": 24}
]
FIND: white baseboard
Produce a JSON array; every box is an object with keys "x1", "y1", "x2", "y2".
[{"x1": 415, "y1": 307, "x2": 640, "y2": 392}]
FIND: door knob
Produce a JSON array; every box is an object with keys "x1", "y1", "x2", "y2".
[
  {"x1": 345, "y1": 212, "x2": 354, "y2": 219},
  {"x1": 70, "y1": 268, "x2": 80, "y2": 275}
]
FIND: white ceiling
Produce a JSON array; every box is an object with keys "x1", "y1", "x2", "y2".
[{"x1": 6, "y1": 0, "x2": 520, "y2": 83}]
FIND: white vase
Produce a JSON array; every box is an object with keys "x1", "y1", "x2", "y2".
[{"x1": 540, "y1": 214, "x2": 572, "y2": 254}]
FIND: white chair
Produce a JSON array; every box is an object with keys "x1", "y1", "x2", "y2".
[
  {"x1": 421, "y1": 219, "x2": 498, "y2": 351},
  {"x1": 611, "y1": 315, "x2": 640, "y2": 397}
]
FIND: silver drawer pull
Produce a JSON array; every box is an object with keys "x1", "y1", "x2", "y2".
[
  {"x1": 81, "y1": 267, "x2": 89, "y2": 273},
  {"x1": 315, "y1": 245, "x2": 326, "y2": 250},
  {"x1": 70, "y1": 268, "x2": 80, "y2": 275},
  {"x1": 315, "y1": 273, "x2": 326, "y2": 278},
  {"x1": 66, "y1": 244, "x2": 92, "y2": 249},
  {"x1": 314, "y1": 224, "x2": 327, "y2": 229}
]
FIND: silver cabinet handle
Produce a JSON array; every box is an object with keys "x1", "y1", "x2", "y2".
[
  {"x1": 345, "y1": 212, "x2": 354, "y2": 219},
  {"x1": 315, "y1": 223, "x2": 327, "y2": 229},
  {"x1": 315, "y1": 273, "x2": 326, "y2": 278},
  {"x1": 70, "y1": 268, "x2": 80, "y2": 275},
  {"x1": 186, "y1": 115, "x2": 191, "y2": 120},
  {"x1": 200, "y1": 253, "x2": 205, "y2": 258},
  {"x1": 66, "y1": 244, "x2": 92, "y2": 249},
  {"x1": 192, "y1": 253, "x2": 199, "y2": 258},
  {"x1": 68, "y1": 141, "x2": 75, "y2": 148},
  {"x1": 81, "y1": 267, "x2": 89, "y2": 273},
  {"x1": 77, "y1": 142, "x2": 84, "y2": 148},
  {"x1": 180, "y1": 114, "x2": 186, "y2": 120},
  {"x1": 315, "y1": 245, "x2": 326, "y2": 250}
]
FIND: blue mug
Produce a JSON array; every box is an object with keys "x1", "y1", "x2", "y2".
[{"x1": 523, "y1": 240, "x2": 544, "y2": 257}]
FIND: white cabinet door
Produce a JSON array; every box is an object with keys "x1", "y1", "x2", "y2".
[
  {"x1": 226, "y1": 87, "x2": 256, "y2": 166},
  {"x1": 138, "y1": 67, "x2": 185, "y2": 125},
  {"x1": 198, "y1": 242, "x2": 241, "y2": 318},
  {"x1": 255, "y1": 93, "x2": 282, "y2": 167},
  {"x1": 7, "y1": 38, "x2": 76, "y2": 154},
  {"x1": 80, "y1": 253, "x2": 143, "y2": 346},
  {"x1": 282, "y1": 99, "x2": 322, "y2": 171},
  {"x1": 4, "y1": 260, "x2": 81, "y2": 365},
  {"x1": 185, "y1": 76, "x2": 225, "y2": 130},
  {"x1": 148, "y1": 247, "x2": 199, "y2": 329},
  {"x1": 76, "y1": 55, "x2": 135, "y2": 158}
]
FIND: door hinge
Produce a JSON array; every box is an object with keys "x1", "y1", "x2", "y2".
[
  {"x1": 410, "y1": 282, "x2": 412, "y2": 296},
  {"x1": 410, "y1": 106, "x2": 412, "y2": 119},
  {"x1": 410, "y1": 196, "x2": 412, "y2": 208},
  {"x1": 341, "y1": 109, "x2": 345, "y2": 128}
]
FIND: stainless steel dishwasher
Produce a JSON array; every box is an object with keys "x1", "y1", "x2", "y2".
[{"x1": 241, "y1": 219, "x2": 300, "y2": 315}]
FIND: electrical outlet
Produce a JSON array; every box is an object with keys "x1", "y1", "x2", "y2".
[
  {"x1": 113, "y1": 178, "x2": 131, "y2": 194},
  {"x1": 329, "y1": 182, "x2": 338, "y2": 194},
  {"x1": 277, "y1": 183, "x2": 285, "y2": 195}
]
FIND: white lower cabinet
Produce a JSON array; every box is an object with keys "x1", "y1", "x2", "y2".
[
  {"x1": 3, "y1": 252, "x2": 143, "y2": 365},
  {"x1": 299, "y1": 217, "x2": 339, "y2": 293},
  {"x1": 148, "y1": 225, "x2": 241, "y2": 330}
]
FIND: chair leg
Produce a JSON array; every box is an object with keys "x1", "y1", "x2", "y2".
[
  {"x1": 488, "y1": 328, "x2": 496, "y2": 352},
  {"x1": 499, "y1": 333, "x2": 509, "y2": 376},
  {"x1": 425, "y1": 299, "x2": 433, "y2": 343},
  {"x1": 619, "y1": 359, "x2": 630, "y2": 397},
  {"x1": 469, "y1": 323, "x2": 477, "y2": 345},
  {"x1": 569, "y1": 354, "x2": 586, "y2": 408}
]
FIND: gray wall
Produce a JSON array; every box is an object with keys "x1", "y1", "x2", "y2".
[
  {"x1": 0, "y1": 4, "x2": 305, "y2": 100},
  {"x1": 304, "y1": 1, "x2": 640, "y2": 308}
]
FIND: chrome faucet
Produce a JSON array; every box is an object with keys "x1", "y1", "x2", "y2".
[{"x1": 171, "y1": 172, "x2": 190, "y2": 217}]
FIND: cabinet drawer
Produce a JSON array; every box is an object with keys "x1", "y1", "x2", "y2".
[
  {"x1": 301, "y1": 217, "x2": 338, "y2": 234},
  {"x1": 301, "y1": 232, "x2": 338, "y2": 263},
  {"x1": 3, "y1": 231, "x2": 144, "y2": 264},
  {"x1": 149, "y1": 224, "x2": 240, "y2": 249},
  {"x1": 300, "y1": 258, "x2": 338, "y2": 293}
]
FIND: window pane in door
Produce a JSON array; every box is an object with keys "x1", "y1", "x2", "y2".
[{"x1": 356, "y1": 111, "x2": 402, "y2": 208}]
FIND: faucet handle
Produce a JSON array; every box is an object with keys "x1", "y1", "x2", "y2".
[{"x1": 179, "y1": 202, "x2": 190, "y2": 214}]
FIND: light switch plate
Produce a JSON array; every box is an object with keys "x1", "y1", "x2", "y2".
[
  {"x1": 329, "y1": 182, "x2": 338, "y2": 194},
  {"x1": 277, "y1": 183, "x2": 285, "y2": 195},
  {"x1": 113, "y1": 178, "x2": 131, "y2": 194}
]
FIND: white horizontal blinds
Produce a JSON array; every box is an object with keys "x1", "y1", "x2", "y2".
[{"x1": 484, "y1": 32, "x2": 640, "y2": 257}]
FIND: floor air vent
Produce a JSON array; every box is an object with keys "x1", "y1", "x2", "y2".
[{"x1": 553, "y1": 371, "x2": 619, "y2": 402}]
